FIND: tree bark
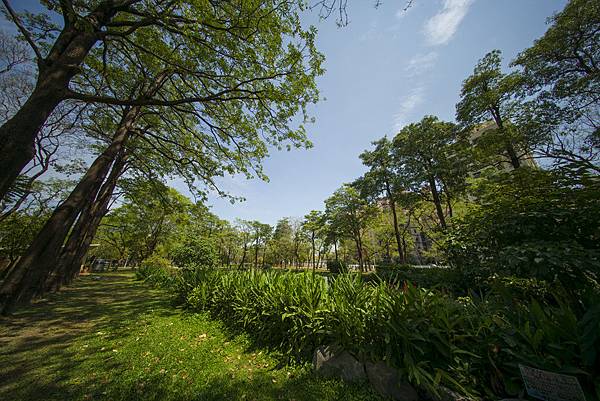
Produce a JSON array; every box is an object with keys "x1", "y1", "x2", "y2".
[
  {"x1": 311, "y1": 231, "x2": 316, "y2": 271},
  {"x1": 385, "y1": 180, "x2": 405, "y2": 263},
  {"x1": 428, "y1": 175, "x2": 447, "y2": 230},
  {"x1": 50, "y1": 152, "x2": 127, "y2": 290},
  {"x1": 0, "y1": 4, "x2": 119, "y2": 201},
  {"x1": 490, "y1": 107, "x2": 520, "y2": 169},
  {"x1": 0, "y1": 108, "x2": 137, "y2": 315},
  {"x1": 354, "y1": 229, "x2": 364, "y2": 272}
]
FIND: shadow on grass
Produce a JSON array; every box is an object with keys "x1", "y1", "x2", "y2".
[
  {"x1": 6, "y1": 362, "x2": 372, "y2": 401},
  {"x1": 0, "y1": 271, "x2": 381, "y2": 401},
  {"x1": 0, "y1": 272, "x2": 175, "y2": 400}
]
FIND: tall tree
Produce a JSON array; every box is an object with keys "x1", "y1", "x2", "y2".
[
  {"x1": 250, "y1": 221, "x2": 272, "y2": 269},
  {"x1": 456, "y1": 50, "x2": 532, "y2": 169},
  {"x1": 358, "y1": 137, "x2": 408, "y2": 263},
  {"x1": 392, "y1": 116, "x2": 467, "y2": 231},
  {"x1": 0, "y1": 0, "x2": 323, "y2": 201},
  {"x1": 271, "y1": 218, "x2": 294, "y2": 267},
  {"x1": 325, "y1": 184, "x2": 376, "y2": 271},
  {"x1": 512, "y1": 0, "x2": 600, "y2": 172},
  {"x1": 0, "y1": 30, "x2": 83, "y2": 214},
  {"x1": 237, "y1": 220, "x2": 253, "y2": 269},
  {"x1": 303, "y1": 210, "x2": 324, "y2": 270},
  {"x1": 0, "y1": 0, "x2": 325, "y2": 313}
]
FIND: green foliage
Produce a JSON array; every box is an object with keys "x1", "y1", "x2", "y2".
[
  {"x1": 324, "y1": 184, "x2": 377, "y2": 268},
  {"x1": 456, "y1": 50, "x2": 544, "y2": 170},
  {"x1": 513, "y1": 0, "x2": 599, "y2": 106},
  {"x1": 171, "y1": 235, "x2": 218, "y2": 268},
  {"x1": 173, "y1": 268, "x2": 600, "y2": 399},
  {"x1": 185, "y1": 269, "x2": 329, "y2": 360},
  {"x1": 485, "y1": 275, "x2": 551, "y2": 304},
  {"x1": 136, "y1": 255, "x2": 176, "y2": 287},
  {"x1": 0, "y1": 211, "x2": 49, "y2": 271},
  {"x1": 392, "y1": 116, "x2": 468, "y2": 198},
  {"x1": 446, "y1": 169, "x2": 600, "y2": 295},
  {"x1": 491, "y1": 292, "x2": 600, "y2": 400},
  {"x1": 326, "y1": 260, "x2": 348, "y2": 273},
  {"x1": 373, "y1": 265, "x2": 464, "y2": 294},
  {"x1": 96, "y1": 181, "x2": 194, "y2": 263},
  {"x1": 511, "y1": 0, "x2": 600, "y2": 173},
  {"x1": 0, "y1": 272, "x2": 382, "y2": 401}
]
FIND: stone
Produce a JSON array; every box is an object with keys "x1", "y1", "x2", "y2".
[
  {"x1": 312, "y1": 346, "x2": 366, "y2": 382},
  {"x1": 365, "y1": 361, "x2": 418, "y2": 401}
]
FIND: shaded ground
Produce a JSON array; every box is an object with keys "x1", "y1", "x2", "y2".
[{"x1": 0, "y1": 272, "x2": 380, "y2": 401}]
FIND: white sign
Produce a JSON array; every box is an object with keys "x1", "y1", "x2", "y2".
[{"x1": 519, "y1": 365, "x2": 586, "y2": 401}]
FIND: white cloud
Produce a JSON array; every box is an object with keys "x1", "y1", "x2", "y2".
[
  {"x1": 424, "y1": 0, "x2": 474, "y2": 46},
  {"x1": 404, "y1": 51, "x2": 438, "y2": 77},
  {"x1": 393, "y1": 86, "x2": 425, "y2": 132},
  {"x1": 359, "y1": 19, "x2": 380, "y2": 42}
]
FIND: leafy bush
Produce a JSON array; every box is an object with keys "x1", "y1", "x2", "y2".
[
  {"x1": 493, "y1": 293, "x2": 600, "y2": 399},
  {"x1": 176, "y1": 268, "x2": 600, "y2": 399},
  {"x1": 446, "y1": 169, "x2": 600, "y2": 296},
  {"x1": 485, "y1": 275, "x2": 551, "y2": 304},
  {"x1": 170, "y1": 235, "x2": 217, "y2": 268},
  {"x1": 374, "y1": 259, "x2": 409, "y2": 274},
  {"x1": 326, "y1": 260, "x2": 348, "y2": 273},
  {"x1": 371, "y1": 265, "x2": 465, "y2": 294},
  {"x1": 136, "y1": 254, "x2": 177, "y2": 287}
]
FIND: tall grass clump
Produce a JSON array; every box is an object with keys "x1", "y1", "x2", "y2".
[{"x1": 186, "y1": 269, "x2": 330, "y2": 359}]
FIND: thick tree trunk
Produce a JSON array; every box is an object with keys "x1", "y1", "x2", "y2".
[
  {"x1": 63, "y1": 192, "x2": 112, "y2": 286},
  {"x1": 0, "y1": 109, "x2": 137, "y2": 315},
  {"x1": 50, "y1": 153, "x2": 126, "y2": 290},
  {"x1": 0, "y1": 89, "x2": 62, "y2": 200},
  {"x1": 0, "y1": 0, "x2": 130, "y2": 201},
  {"x1": 0, "y1": 16, "x2": 111, "y2": 201}
]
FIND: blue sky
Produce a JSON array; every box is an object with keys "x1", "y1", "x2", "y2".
[
  {"x1": 204, "y1": 0, "x2": 568, "y2": 224},
  {"x1": 3, "y1": 0, "x2": 568, "y2": 225}
]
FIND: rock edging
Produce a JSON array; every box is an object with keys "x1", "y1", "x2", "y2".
[{"x1": 313, "y1": 345, "x2": 418, "y2": 401}]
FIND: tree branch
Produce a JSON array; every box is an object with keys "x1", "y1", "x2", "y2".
[{"x1": 1, "y1": 0, "x2": 44, "y2": 62}]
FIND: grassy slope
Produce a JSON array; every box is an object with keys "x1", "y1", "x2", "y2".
[{"x1": 0, "y1": 272, "x2": 381, "y2": 401}]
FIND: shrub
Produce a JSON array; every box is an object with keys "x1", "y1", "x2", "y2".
[
  {"x1": 326, "y1": 260, "x2": 348, "y2": 273},
  {"x1": 446, "y1": 169, "x2": 600, "y2": 296},
  {"x1": 171, "y1": 236, "x2": 218, "y2": 268},
  {"x1": 136, "y1": 254, "x2": 177, "y2": 287},
  {"x1": 370, "y1": 265, "x2": 465, "y2": 294},
  {"x1": 374, "y1": 259, "x2": 409, "y2": 274}
]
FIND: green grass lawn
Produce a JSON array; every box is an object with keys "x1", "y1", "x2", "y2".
[{"x1": 0, "y1": 272, "x2": 381, "y2": 401}]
